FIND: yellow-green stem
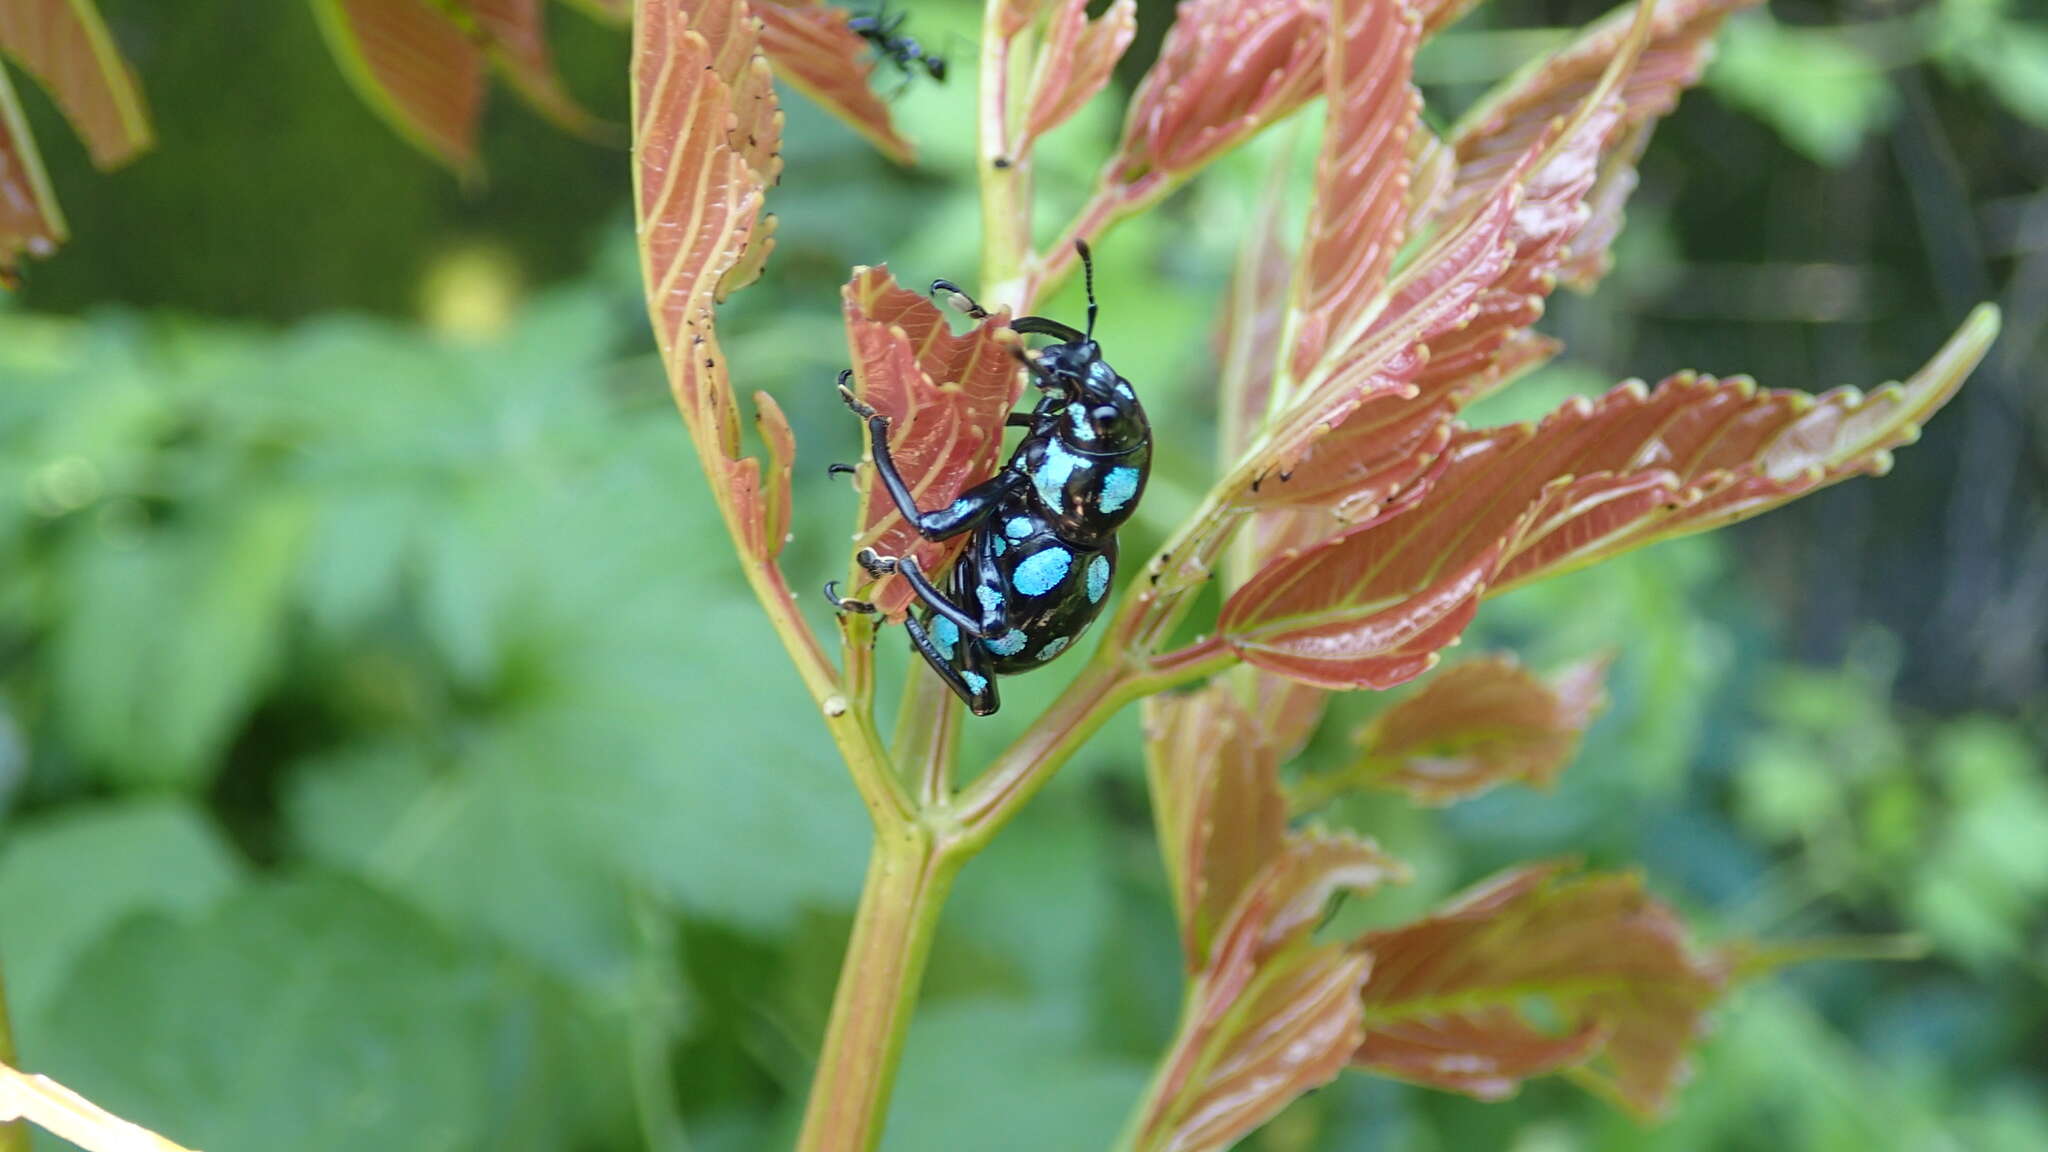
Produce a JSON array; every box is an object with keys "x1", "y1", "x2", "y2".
[
  {"x1": 793, "y1": 827, "x2": 965, "y2": 1152},
  {"x1": 0, "y1": 963, "x2": 24, "y2": 1152}
]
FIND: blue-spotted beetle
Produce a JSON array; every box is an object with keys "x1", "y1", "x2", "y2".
[{"x1": 826, "y1": 242, "x2": 1148, "y2": 716}]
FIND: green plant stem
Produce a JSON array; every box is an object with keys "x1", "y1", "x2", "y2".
[
  {"x1": 793, "y1": 825, "x2": 965, "y2": 1152},
  {"x1": 891, "y1": 664, "x2": 959, "y2": 806},
  {"x1": 739, "y1": 553, "x2": 910, "y2": 833},
  {"x1": 0, "y1": 962, "x2": 25, "y2": 1152},
  {"x1": 977, "y1": 0, "x2": 1032, "y2": 297}
]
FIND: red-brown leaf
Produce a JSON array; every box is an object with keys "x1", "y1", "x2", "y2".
[
  {"x1": 1410, "y1": 0, "x2": 1486, "y2": 38},
  {"x1": 315, "y1": 0, "x2": 486, "y2": 175},
  {"x1": 634, "y1": 0, "x2": 785, "y2": 557},
  {"x1": 1489, "y1": 306, "x2": 2000, "y2": 590},
  {"x1": 1356, "y1": 1009, "x2": 1607, "y2": 1100},
  {"x1": 1144, "y1": 684, "x2": 1288, "y2": 968},
  {"x1": 1253, "y1": 670, "x2": 1328, "y2": 764},
  {"x1": 1443, "y1": 0, "x2": 1762, "y2": 289},
  {"x1": 1356, "y1": 862, "x2": 1729, "y2": 1114},
  {"x1": 1221, "y1": 306, "x2": 1996, "y2": 690},
  {"x1": 1349, "y1": 655, "x2": 1609, "y2": 804},
  {"x1": 754, "y1": 390, "x2": 797, "y2": 559},
  {"x1": 842, "y1": 267, "x2": 1021, "y2": 618},
  {"x1": 463, "y1": 0, "x2": 604, "y2": 136},
  {"x1": 1216, "y1": 149, "x2": 1297, "y2": 468},
  {"x1": 1285, "y1": 0, "x2": 1421, "y2": 385},
  {"x1": 1132, "y1": 833, "x2": 1402, "y2": 1152},
  {"x1": 0, "y1": 67, "x2": 65, "y2": 280},
  {"x1": 1020, "y1": 0, "x2": 1137, "y2": 153},
  {"x1": 0, "y1": 0, "x2": 152, "y2": 168},
  {"x1": 1166, "y1": 947, "x2": 1371, "y2": 1151},
  {"x1": 755, "y1": 0, "x2": 914, "y2": 165},
  {"x1": 1108, "y1": 0, "x2": 1323, "y2": 192},
  {"x1": 1247, "y1": 1, "x2": 1655, "y2": 500}
]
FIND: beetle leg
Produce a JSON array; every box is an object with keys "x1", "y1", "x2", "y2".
[
  {"x1": 822, "y1": 580, "x2": 878, "y2": 615},
  {"x1": 905, "y1": 615, "x2": 1000, "y2": 716},
  {"x1": 857, "y1": 549, "x2": 990, "y2": 637},
  {"x1": 930, "y1": 279, "x2": 989, "y2": 319},
  {"x1": 1010, "y1": 316, "x2": 1088, "y2": 344},
  {"x1": 858, "y1": 400, "x2": 1022, "y2": 539}
]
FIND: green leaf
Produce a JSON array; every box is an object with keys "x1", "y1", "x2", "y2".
[
  {"x1": 0, "y1": 799, "x2": 241, "y2": 1037},
  {"x1": 1708, "y1": 12, "x2": 1895, "y2": 166},
  {"x1": 52, "y1": 492, "x2": 307, "y2": 789},
  {"x1": 34, "y1": 876, "x2": 621, "y2": 1152}
]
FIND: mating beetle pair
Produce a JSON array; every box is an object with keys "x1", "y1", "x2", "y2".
[{"x1": 827, "y1": 244, "x2": 1150, "y2": 716}]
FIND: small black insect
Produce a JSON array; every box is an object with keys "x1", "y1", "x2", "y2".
[
  {"x1": 848, "y1": 5, "x2": 946, "y2": 85},
  {"x1": 826, "y1": 242, "x2": 1149, "y2": 716}
]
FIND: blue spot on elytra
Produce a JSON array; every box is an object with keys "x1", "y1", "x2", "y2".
[
  {"x1": 1100, "y1": 466, "x2": 1140, "y2": 515},
  {"x1": 1036, "y1": 636, "x2": 1070, "y2": 661},
  {"x1": 962, "y1": 670, "x2": 989, "y2": 695},
  {"x1": 992, "y1": 536, "x2": 1007, "y2": 556},
  {"x1": 1012, "y1": 547, "x2": 1072, "y2": 596},
  {"x1": 1034, "y1": 442, "x2": 1084, "y2": 512},
  {"x1": 976, "y1": 585, "x2": 1004, "y2": 614},
  {"x1": 1086, "y1": 554, "x2": 1110, "y2": 603},
  {"x1": 1006, "y1": 517, "x2": 1032, "y2": 539},
  {"x1": 929, "y1": 616, "x2": 959, "y2": 660},
  {"x1": 984, "y1": 628, "x2": 1027, "y2": 656}
]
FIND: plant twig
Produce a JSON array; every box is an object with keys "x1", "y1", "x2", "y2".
[
  {"x1": 0, "y1": 966, "x2": 21, "y2": 1152},
  {"x1": 792, "y1": 827, "x2": 965, "y2": 1152},
  {"x1": 0, "y1": 1063, "x2": 196, "y2": 1152}
]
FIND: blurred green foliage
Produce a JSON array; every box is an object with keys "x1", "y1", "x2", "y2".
[{"x1": 2, "y1": 0, "x2": 2045, "y2": 1149}]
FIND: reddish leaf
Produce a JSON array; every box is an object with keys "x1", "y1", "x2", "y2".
[
  {"x1": 1410, "y1": 0, "x2": 1486, "y2": 38},
  {"x1": 1357, "y1": 1010, "x2": 1607, "y2": 1101},
  {"x1": 841, "y1": 267, "x2": 1021, "y2": 618},
  {"x1": 1220, "y1": 307, "x2": 1997, "y2": 690},
  {"x1": 1284, "y1": 0, "x2": 1421, "y2": 386},
  {"x1": 754, "y1": 390, "x2": 797, "y2": 560},
  {"x1": 1144, "y1": 684, "x2": 1287, "y2": 967},
  {"x1": 1346, "y1": 654, "x2": 1609, "y2": 804},
  {"x1": 1107, "y1": 0, "x2": 1323, "y2": 195},
  {"x1": 1253, "y1": 669, "x2": 1328, "y2": 764},
  {"x1": 998, "y1": 0, "x2": 1045, "y2": 37},
  {"x1": 1248, "y1": 0, "x2": 1656, "y2": 496},
  {"x1": 633, "y1": 0, "x2": 786, "y2": 555},
  {"x1": 1355, "y1": 863, "x2": 1731, "y2": 1114},
  {"x1": 1221, "y1": 517, "x2": 1503, "y2": 690},
  {"x1": 463, "y1": 0, "x2": 605, "y2": 137},
  {"x1": 1488, "y1": 308, "x2": 2001, "y2": 591},
  {"x1": 1216, "y1": 147, "x2": 1297, "y2": 468},
  {"x1": 0, "y1": 66, "x2": 65, "y2": 280},
  {"x1": 1248, "y1": 131, "x2": 1535, "y2": 489},
  {"x1": 0, "y1": 0, "x2": 152, "y2": 168},
  {"x1": 1443, "y1": 0, "x2": 1762, "y2": 289},
  {"x1": 1402, "y1": 126, "x2": 1454, "y2": 236},
  {"x1": 756, "y1": 0, "x2": 914, "y2": 165},
  {"x1": 1019, "y1": 0, "x2": 1137, "y2": 153},
  {"x1": 313, "y1": 0, "x2": 486, "y2": 176},
  {"x1": 1165, "y1": 948, "x2": 1371, "y2": 1151},
  {"x1": 1132, "y1": 834, "x2": 1402, "y2": 1152}
]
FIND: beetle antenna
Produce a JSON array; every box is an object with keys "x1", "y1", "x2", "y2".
[{"x1": 1076, "y1": 240, "x2": 1098, "y2": 339}]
